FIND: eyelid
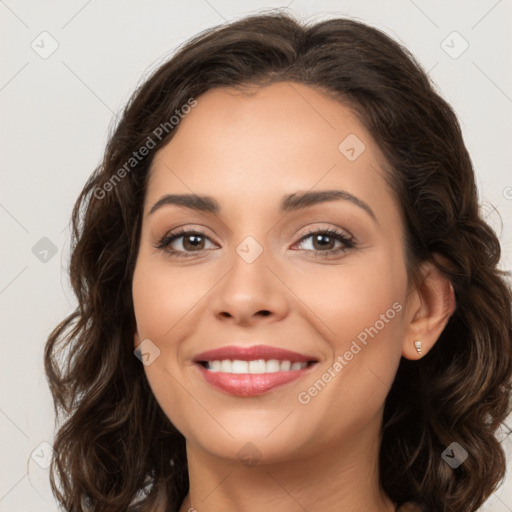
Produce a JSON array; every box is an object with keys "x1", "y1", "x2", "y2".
[{"x1": 294, "y1": 224, "x2": 355, "y2": 244}]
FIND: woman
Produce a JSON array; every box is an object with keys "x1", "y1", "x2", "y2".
[{"x1": 44, "y1": 10, "x2": 512, "y2": 512}]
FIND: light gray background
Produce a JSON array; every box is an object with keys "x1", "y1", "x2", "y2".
[{"x1": 1, "y1": 1, "x2": 511, "y2": 510}]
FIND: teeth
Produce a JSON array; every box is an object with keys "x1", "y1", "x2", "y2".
[
  {"x1": 231, "y1": 360, "x2": 248, "y2": 374},
  {"x1": 280, "y1": 360, "x2": 291, "y2": 371},
  {"x1": 266, "y1": 359, "x2": 281, "y2": 373},
  {"x1": 248, "y1": 359, "x2": 266, "y2": 373},
  {"x1": 210, "y1": 360, "x2": 222, "y2": 372},
  {"x1": 204, "y1": 359, "x2": 308, "y2": 373}
]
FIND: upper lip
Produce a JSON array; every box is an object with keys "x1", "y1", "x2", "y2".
[{"x1": 193, "y1": 345, "x2": 318, "y2": 363}]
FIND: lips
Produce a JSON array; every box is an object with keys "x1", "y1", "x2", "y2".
[{"x1": 193, "y1": 344, "x2": 318, "y2": 396}]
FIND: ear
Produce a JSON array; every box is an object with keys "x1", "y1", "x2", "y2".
[{"x1": 402, "y1": 256, "x2": 456, "y2": 360}]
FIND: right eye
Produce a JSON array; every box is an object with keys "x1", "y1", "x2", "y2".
[{"x1": 154, "y1": 228, "x2": 217, "y2": 257}]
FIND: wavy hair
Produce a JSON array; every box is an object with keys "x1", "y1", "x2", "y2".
[{"x1": 44, "y1": 10, "x2": 512, "y2": 512}]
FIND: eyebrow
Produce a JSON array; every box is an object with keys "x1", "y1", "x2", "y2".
[{"x1": 148, "y1": 190, "x2": 377, "y2": 222}]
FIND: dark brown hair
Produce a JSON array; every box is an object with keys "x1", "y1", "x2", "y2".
[{"x1": 44, "y1": 10, "x2": 512, "y2": 512}]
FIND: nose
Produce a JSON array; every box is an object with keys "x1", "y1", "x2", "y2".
[{"x1": 210, "y1": 241, "x2": 289, "y2": 326}]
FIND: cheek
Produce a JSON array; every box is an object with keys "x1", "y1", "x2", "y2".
[
  {"x1": 291, "y1": 289, "x2": 405, "y2": 434},
  {"x1": 132, "y1": 258, "x2": 211, "y2": 343},
  {"x1": 131, "y1": 259, "x2": 204, "y2": 436},
  {"x1": 291, "y1": 252, "x2": 407, "y2": 395},
  {"x1": 295, "y1": 255, "x2": 405, "y2": 342}
]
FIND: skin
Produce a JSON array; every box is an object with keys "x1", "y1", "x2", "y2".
[{"x1": 131, "y1": 81, "x2": 455, "y2": 512}]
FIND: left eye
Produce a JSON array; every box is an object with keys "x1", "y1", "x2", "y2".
[{"x1": 293, "y1": 228, "x2": 354, "y2": 254}]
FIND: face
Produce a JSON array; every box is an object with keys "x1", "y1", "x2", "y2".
[{"x1": 132, "y1": 81, "x2": 412, "y2": 464}]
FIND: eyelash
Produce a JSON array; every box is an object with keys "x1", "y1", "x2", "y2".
[{"x1": 154, "y1": 226, "x2": 355, "y2": 259}]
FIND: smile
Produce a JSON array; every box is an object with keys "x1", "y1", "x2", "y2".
[{"x1": 193, "y1": 345, "x2": 318, "y2": 396}]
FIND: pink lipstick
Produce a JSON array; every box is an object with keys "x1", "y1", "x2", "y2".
[{"x1": 193, "y1": 344, "x2": 318, "y2": 396}]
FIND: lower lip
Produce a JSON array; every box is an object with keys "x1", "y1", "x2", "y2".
[{"x1": 196, "y1": 363, "x2": 315, "y2": 396}]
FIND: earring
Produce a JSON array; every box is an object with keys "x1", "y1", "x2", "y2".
[{"x1": 414, "y1": 340, "x2": 422, "y2": 355}]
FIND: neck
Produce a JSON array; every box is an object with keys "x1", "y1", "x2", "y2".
[{"x1": 177, "y1": 415, "x2": 396, "y2": 512}]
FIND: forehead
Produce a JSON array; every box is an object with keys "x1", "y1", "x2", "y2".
[{"x1": 146, "y1": 82, "x2": 394, "y2": 219}]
